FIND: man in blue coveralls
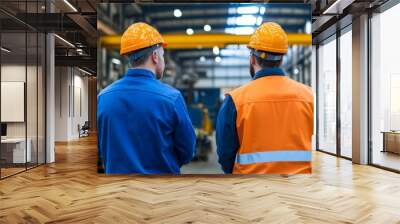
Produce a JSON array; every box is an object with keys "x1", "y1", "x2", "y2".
[{"x1": 97, "y1": 22, "x2": 196, "y2": 174}]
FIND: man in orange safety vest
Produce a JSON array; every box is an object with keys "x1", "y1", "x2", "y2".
[{"x1": 216, "y1": 22, "x2": 314, "y2": 174}]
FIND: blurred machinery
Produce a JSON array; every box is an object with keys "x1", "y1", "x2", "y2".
[{"x1": 178, "y1": 73, "x2": 221, "y2": 161}]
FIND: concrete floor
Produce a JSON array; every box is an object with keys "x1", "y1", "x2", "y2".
[
  {"x1": 181, "y1": 149, "x2": 223, "y2": 174},
  {"x1": 181, "y1": 134, "x2": 224, "y2": 174}
]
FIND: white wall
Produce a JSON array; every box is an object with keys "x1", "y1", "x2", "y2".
[
  {"x1": 54, "y1": 67, "x2": 89, "y2": 141},
  {"x1": 71, "y1": 72, "x2": 89, "y2": 138},
  {"x1": 55, "y1": 66, "x2": 69, "y2": 141}
]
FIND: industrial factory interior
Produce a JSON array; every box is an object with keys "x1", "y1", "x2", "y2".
[
  {"x1": 98, "y1": 3, "x2": 311, "y2": 174},
  {"x1": 1, "y1": 0, "x2": 400, "y2": 223}
]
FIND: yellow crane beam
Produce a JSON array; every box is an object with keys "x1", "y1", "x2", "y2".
[{"x1": 99, "y1": 33, "x2": 311, "y2": 49}]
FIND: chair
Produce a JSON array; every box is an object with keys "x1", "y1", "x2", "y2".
[{"x1": 78, "y1": 121, "x2": 90, "y2": 138}]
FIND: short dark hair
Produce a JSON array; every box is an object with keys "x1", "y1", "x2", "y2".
[
  {"x1": 129, "y1": 50, "x2": 153, "y2": 67},
  {"x1": 254, "y1": 55, "x2": 283, "y2": 68}
]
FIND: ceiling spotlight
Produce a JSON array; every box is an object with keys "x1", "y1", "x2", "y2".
[
  {"x1": 174, "y1": 9, "x2": 182, "y2": 18},
  {"x1": 294, "y1": 68, "x2": 299, "y2": 75},
  {"x1": 63, "y1": 0, "x2": 78, "y2": 12},
  {"x1": 204, "y1": 24, "x2": 212, "y2": 32},
  {"x1": 186, "y1": 28, "x2": 194, "y2": 35},
  {"x1": 235, "y1": 15, "x2": 257, "y2": 26},
  {"x1": 323, "y1": 0, "x2": 344, "y2": 14},
  {"x1": 215, "y1": 56, "x2": 222, "y2": 63},
  {"x1": 305, "y1": 21, "x2": 312, "y2": 34},
  {"x1": 54, "y1": 34, "x2": 75, "y2": 48},
  {"x1": 1, "y1": 47, "x2": 11, "y2": 53},
  {"x1": 256, "y1": 16, "x2": 263, "y2": 26},
  {"x1": 78, "y1": 67, "x2": 92, "y2": 76},
  {"x1": 213, "y1": 46, "x2": 219, "y2": 55},
  {"x1": 237, "y1": 6, "x2": 259, "y2": 14},
  {"x1": 259, "y1": 7, "x2": 266, "y2": 14},
  {"x1": 224, "y1": 27, "x2": 255, "y2": 35},
  {"x1": 112, "y1": 58, "x2": 121, "y2": 65}
]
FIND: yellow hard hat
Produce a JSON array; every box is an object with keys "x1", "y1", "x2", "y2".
[
  {"x1": 248, "y1": 22, "x2": 288, "y2": 54},
  {"x1": 120, "y1": 22, "x2": 167, "y2": 56}
]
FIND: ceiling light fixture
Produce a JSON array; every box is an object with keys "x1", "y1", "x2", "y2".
[
  {"x1": 237, "y1": 6, "x2": 259, "y2": 14},
  {"x1": 174, "y1": 9, "x2": 182, "y2": 18},
  {"x1": 112, "y1": 58, "x2": 121, "y2": 65},
  {"x1": 1, "y1": 47, "x2": 11, "y2": 53},
  {"x1": 204, "y1": 24, "x2": 212, "y2": 32},
  {"x1": 54, "y1": 34, "x2": 75, "y2": 48},
  {"x1": 322, "y1": 0, "x2": 344, "y2": 15},
  {"x1": 186, "y1": 28, "x2": 194, "y2": 35},
  {"x1": 256, "y1": 16, "x2": 263, "y2": 26},
  {"x1": 78, "y1": 67, "x2": 92, "y2": 76},
  {"x1": 215, "y1": 56, "x2": 222, "y2": 63},
  {"x1": 224, "y1": 27, "x2": 255, "y2": 35},
  {"x1": 259, "y1": 7, "x2": 266, "y2": 14},
  {"x1": 213, "y1": 46, "x2": 220, "y2": 55},
  {"x1": 235, "y1": 15, "x2": 257, "y2": 26},
  {"x1": 63, "y1": 0, "x2": 78, "y2": 12},
  {"x1": 294, "y1": 68, "x2": 299, "y2": 75}
]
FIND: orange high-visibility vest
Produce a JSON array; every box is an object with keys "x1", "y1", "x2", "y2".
[{"x1": 229, "y1": 75, "x2": 314, "y2": 174}]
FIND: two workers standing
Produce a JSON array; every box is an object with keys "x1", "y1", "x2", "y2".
[{"x1": 97, "y1": 22, "x2": 314, "y2": 174}]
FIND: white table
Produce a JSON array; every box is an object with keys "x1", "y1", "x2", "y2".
[{"x1": 1, "y1": 138, "x2": 31, "y2": 163}]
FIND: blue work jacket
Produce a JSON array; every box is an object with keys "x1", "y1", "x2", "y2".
[{"x1": 97, "y1": 68, "x2": 196, "y2": 174}]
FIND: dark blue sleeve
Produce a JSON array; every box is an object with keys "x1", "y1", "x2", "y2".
[
  {"x1": 216, "y1": 95, "x2": 239, "y2": 174},
  {"x1": 173, "y1": 93, "x2": 196, "y2": 166}
]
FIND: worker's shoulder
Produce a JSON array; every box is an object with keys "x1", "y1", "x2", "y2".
[
  {"x1": 282, "y1": 78, "x2": 314, "y2": 104},
  {"x1": 287, "y1": 78, "x2": 313, "y2": 96},
  {"x1": 227, "y1": 81, "x2": 252, "y2": 97},
  {"x1": 228, "y1": 77, "x2": 313, "y2": 104},
  {"x1": 157, "y1": 82, "x2": 182, "y2": 102},
  {"x1": 98, "y1": 78, "x2": 123, "y2": 97},
  {"x1": 98, "y1": 78, "x2": 180, "y2": 102}
]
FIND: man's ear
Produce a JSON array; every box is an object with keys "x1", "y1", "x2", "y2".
[
  {"x1": 151, "y1": 51, "x2": 158, "y2": 64},
  {"x1": 250, "y1": 55, "x2": 256, "y2": 66}
]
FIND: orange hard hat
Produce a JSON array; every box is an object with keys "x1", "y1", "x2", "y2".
[
  {"x1": 120, "y1": 22, "x2": 167, "y2": 56},
  {"x1": 248, "y1": 22, "x2": 288, "y2": 54}
]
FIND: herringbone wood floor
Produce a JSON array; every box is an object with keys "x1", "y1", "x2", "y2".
[{"x1": 1, "y1": 135, "x2": 400, "y2": 223}]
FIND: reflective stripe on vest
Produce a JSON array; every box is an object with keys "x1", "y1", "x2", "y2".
[{"x1": 235, "y1": 150, "x2": 311, "y2": 165}]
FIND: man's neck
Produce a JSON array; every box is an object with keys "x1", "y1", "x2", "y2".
[
  {"x1": 254, "y1": 66, "x2": 262, "y2": 74},
  {"x1": 133, "y1": 67, "x2": 155, "y2": 73},
  {"x1": 131, "y1": 67, "x2": 156, "y2": 76}
]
